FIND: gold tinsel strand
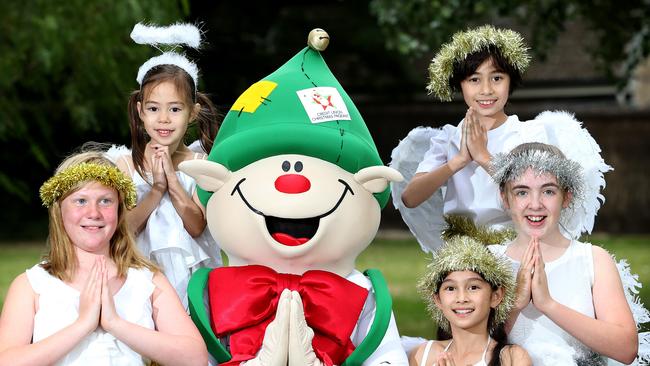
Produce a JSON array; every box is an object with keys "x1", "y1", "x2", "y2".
[{"x1": 442, "y1": 215, "x2": 516, "y2": 246}]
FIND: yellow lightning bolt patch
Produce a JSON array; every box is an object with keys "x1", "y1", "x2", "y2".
[{"x1": 230, "y1": 80, "x2": 277, "y2": 114}]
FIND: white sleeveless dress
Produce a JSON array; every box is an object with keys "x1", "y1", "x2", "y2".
[
  {"x1": 105, "y1": 145, "x2": 223, "y2": 309},
  {"x1": 489, "y1": 241, "x2": 607, "y2": 365},
  {"x1": 26, "y1": 264, "x2": 155, "y2": 366},
  {"x1": 419, "y1": 338, "x2": 491, "y2": 366}
]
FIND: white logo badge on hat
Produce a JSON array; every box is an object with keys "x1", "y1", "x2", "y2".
[{"x1": 297, "y1": 87, "x2": 351, "y2": 124}]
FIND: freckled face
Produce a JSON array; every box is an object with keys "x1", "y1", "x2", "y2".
[
  {"x1": 60, "y1": 182, "x2": 119, "y2": 255},
  {"x1": 502, "y1": 168, "x2": 570, "y2": 240}
]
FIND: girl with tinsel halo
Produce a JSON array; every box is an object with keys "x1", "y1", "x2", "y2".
[
  {"x1": 410, "y1": 236, "x2": 531, "y2": 366},
  {"x1": 488, "y1": 142, "x2": 648, "y2": 365},
  {"x1": 107, "y1": 22, "x2": 222, "y2": 309},
  {"x1": 390, "y1": 25, "x2": 610, "y2": 253},
  {"x1": 0, "y1": 149, "x2": 207, "y2": 365}
]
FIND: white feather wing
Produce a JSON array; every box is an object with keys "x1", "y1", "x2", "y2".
[
  {"x1": 389, "y1": 127, "x2": 445, "y2": 253},
  {"x1": 522, "y1": 111, "x2": 612, "y2": 238}
]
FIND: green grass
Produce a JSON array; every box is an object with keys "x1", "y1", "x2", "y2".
[
  {"x1": 0, "y1": 242, "x2": 47, "y2": 306},
  {"x1": 1, "y1": 234, "x2": 648, "y2": 337}
]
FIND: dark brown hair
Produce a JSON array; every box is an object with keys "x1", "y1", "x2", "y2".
[
  {"x1": 127, "y1": 64, "x2": 221, "y2": 182},
  {"x1": 449, "y1": 45, "x2": 523, "y2": 96},
  {"x1": 434, "y1": 274, "x2": 510, "y2": 366}
]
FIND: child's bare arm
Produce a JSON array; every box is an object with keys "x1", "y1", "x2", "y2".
[
  {"x1": 102, "y1": 272, "x2": 208, "y2": 366},
  {"x1": 500, "y1": 344, "x2": 532, "y2": 366},
  {"x1": 0, "y1": 274, "x2": 96, "y2": 366},
  {"x1": 532, "y1": 246, "x2": 637, "y2": 364},
  {"x1": 402, "y1": 117, "x2": 472, "y2": 208},
  {"x1": 115, "y1": 156, "x2": 164, "y2": 234}
]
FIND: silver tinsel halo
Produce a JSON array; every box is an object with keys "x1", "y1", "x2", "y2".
[
  {"x1": 417, "y1": 236, "x2": 516, "y2": 332},
  {"x1": 491, "y1": 149, "x2": 585, "y2": 205},
  {"x1": 427, "y1": 25, "x2": 530, "y2": 101}
]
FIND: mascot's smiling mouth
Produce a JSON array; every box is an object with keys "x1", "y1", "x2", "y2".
[{"x1": 231, "y1": 178, "x2": 354, "y2": 246}]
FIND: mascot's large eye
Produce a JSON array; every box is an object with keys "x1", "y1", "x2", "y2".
[
  {"x1": 295, "y1": 161, "x2": 303, "y2": 172},
  {"x1": 282, "y1": 161, "x2": 290, "y2": 172}
]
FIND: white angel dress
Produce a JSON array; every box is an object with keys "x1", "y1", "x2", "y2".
[
  {"x1": 26, "y1": 264, "x2": 155, "y2": 366},
  {"x1": 106, "y1": 145, "x2": 222, "y2": 309},
  {"x1": 489, "y1": 241, "x2": 650, "y2": 366},
  {"x1": 390, "y1": 111, "x2": 650, "y2": 359},
  {"x1": 389, "y1": 110, "x2": 611, "y2": 253}
]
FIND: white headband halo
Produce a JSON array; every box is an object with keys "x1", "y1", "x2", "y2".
[{"x1": 131, "y1": 22, "x2": 202, "y2": 89}]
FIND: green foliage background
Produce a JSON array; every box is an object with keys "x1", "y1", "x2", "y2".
[
  {"x1": 0, "y1": 0, "x2": 188, "y2": 202},
  {"x1": 370, "y1": 0, "x2": 650, "y2": 86},
  {"x1": 1, "y1": 1, "x2": 648, "y2": 238}
]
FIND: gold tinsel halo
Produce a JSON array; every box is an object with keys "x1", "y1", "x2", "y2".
[
  {"x1": 40, "y1": 163, "x2": 137, "y2": 209},
  {"x1": 417, "y1": 236, "x2": 515, "y2": 332},
  {"x1": 427, "y1": 25, "x2": 531, "y2": 101}
]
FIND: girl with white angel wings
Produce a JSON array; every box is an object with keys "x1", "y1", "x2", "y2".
[{"x1": 390, "y1": 25, "x2": 648, "y2": 364}]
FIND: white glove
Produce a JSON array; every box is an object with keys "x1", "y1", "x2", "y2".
[
  {"x1": 288, "y1": 291, "x2": 325, "y2": 366},
  {"x1": 241, "y1": 289, "x2": 291, "y2": 366}
]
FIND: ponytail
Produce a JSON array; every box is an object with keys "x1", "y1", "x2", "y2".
[
  {"x1": 127, "y1": 90, "x2": 148, "y2": 183},
  {"x1": 488, "y1": 320, "x2": 509, "y2": 366},
  {"x1": 193, "y1": 91, "x2": 221, "y2": 154},
  {"x1": 127, "y1": 65, "x2": 221, "y2": 181}
]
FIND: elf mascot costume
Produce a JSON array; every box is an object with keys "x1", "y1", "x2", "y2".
[{"x1": 179, "y1": 29, "x2": 409, "y2": 365}]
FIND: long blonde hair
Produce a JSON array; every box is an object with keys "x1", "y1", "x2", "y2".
[{"x1": 42, "y1": 149, "x2": 158, "y2": 281}]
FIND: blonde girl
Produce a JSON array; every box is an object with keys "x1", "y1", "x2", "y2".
[{"x1": 0, "y1": 150, "x2": 207, "y2": 365}]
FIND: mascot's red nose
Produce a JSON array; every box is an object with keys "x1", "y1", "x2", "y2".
[{"x1": 274, "y1": 174, "x2": 311, "y2": 194}]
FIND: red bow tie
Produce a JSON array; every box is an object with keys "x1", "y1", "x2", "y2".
[{"x1": 208, "y1": 265, "x2": 369, "y2": 365}]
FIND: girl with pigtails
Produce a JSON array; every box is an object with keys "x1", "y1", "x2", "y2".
[{"x1": 107, "y1": 23, "x2": 222, "y2": 309}]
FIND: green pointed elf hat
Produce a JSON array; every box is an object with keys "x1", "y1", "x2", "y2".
[{"x1": 199, "y1": 30, "x2": 389, "y2": 208}]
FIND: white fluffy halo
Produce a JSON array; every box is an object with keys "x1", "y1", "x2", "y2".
[
  {"x1": 131, "y1": 22, "x2": 202, "y2": 88},
  {"x1": 131, "y1": 22, "x2": 201, "y2": 48},
  {"x1": 135, "y1": 51, "x2": 199, "y2": 87}
]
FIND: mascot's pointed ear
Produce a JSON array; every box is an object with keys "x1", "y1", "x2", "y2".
[
  {"x1": 354, "y1": 166, "x2": 403, "y2": 193},
  {"x1": 178, "y1": 160, "x2": 231, "y2": 192}
]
